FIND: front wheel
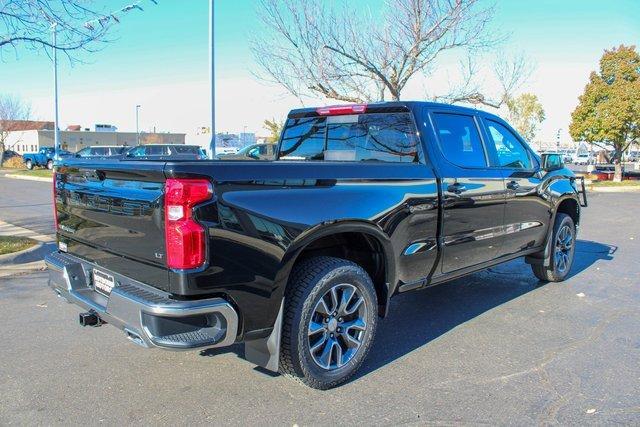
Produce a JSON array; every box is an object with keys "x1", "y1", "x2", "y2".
[
  {"x1": 279, "y1": 256, "x2": 378, "y2": 389},
  {"x1": 46, "y1": 159, "x2": 53, "y2": 170},
  {"x1": 25, "y1": 159, "x2": 33, "y2": 170},
  {"x1": 531, "y1": 213, "x2": 576, "y2": 282}
]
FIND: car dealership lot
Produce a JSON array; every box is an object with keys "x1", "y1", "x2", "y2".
[{"x1": 0, "y1": 181, "x2": 638, "y2": 425}]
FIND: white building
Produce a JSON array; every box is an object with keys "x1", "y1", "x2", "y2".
[{"x1": 2, "y1": 120, "x2": 186, "y2": 154}]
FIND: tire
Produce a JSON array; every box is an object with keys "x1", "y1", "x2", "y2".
[
  {"x1": 532, "y1": 213, "x2": 576, "y2": 282},
  {"x1": 279, "y1": 256, "x2": 378, "y2": 389},
  {"x1": 46, "y1": 159, "x2": 53, "y2": 170},
  {"x1": 25, "y1": 159, "x2": 33, "y2": 170}
]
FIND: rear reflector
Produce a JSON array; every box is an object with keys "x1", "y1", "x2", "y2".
[
  {"x1": 316, "y1": 104, "x2": 367, "y2": 116},
  {"x1": 164, "y1": 178, "x2": 213, "y2": 269}
]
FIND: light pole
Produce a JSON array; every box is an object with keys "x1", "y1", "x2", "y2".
[
  {"x1": 209, "y1": 0, "x2": 215, "y2": 158},
  {"x1": 135, "y1": 104, "x2": 141, "y2": 145},
  {"x1": 52, "y1": 23, "x2": 61, "y2": 161}
]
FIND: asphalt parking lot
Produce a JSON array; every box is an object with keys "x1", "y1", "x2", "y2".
[{"x1": 0, "y1": 178, "x2": 638, "y2": 425}]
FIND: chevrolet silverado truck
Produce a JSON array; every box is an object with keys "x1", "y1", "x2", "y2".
[{"x1": 46, "y1": 102, "x2": 587, "y2": 389}]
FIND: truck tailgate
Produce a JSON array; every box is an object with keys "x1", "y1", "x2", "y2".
[{"x1": 55, "y1": 161, "x2": 170, "y2": 291}]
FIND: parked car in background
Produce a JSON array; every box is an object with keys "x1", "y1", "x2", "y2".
[
  {"x1": 561, "y1": 150, "x2": 575, "y2": 163},
  {"x1": 2, "y1": 150, "x2": 21, "y2": 160},
  {"x1": 224, "y1": 143, "x2": 276, "y2": 160},
  {"x1": 572, "y1": 152, "x2": 593, "y2": 165},
  {"x1": 23, "y1": 146, "x2": 72, "y2": 170},
  {"x1": 47, "y1": 101, "x2": 586, "y2": 389},
  {"x1": 75, "y1": 146, "x2": 128, "y2": 158},
  {"x1": 215, "y1": 146, "x2": 239, "y2": 156},
  {"x1": 123, "y1": 144, "x2": 206, "y2": 160},
  {"x1": 626, "y1": 150, "x2": 640, "y2": 162}
]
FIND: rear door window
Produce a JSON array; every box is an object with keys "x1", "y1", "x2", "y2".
[
  {"x1": 432, "y1": 113, "x2": 487, "y2": 168},
  {"x1": 278, "y1": 112, "x2": 421, "y2": 163}
]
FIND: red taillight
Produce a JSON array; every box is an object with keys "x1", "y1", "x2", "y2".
[
  {"x1": 164, "y1": 178, "x2": 213, "y2": 269},
  {"x1": 52, "y1": 172, "x2": 58, "y2": 230},
  {"x1": 316, "y1": 104, "x2": 367, "y2": 116}
]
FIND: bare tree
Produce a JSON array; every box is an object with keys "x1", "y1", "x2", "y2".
[
  {"x1": 435, "y1": 52, "x2": 534, "y2": 108},
  {"x1": 0, "y1": 0, "x2": 152, "y2": 59},
  {"x1": 252, "y1": 0, "x2": 499, "y2": 103},
  {"x1": 0, "y1": 95, "x2": 32, "y2": 164}
]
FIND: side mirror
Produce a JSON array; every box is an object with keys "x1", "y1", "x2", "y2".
[{"x1": 541, "y1": 153, "x2": 564, "y2": 171}]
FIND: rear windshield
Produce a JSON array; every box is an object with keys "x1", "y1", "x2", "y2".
[{"x1": 278, "y1": 112, "x2": 421, "y2": 163}]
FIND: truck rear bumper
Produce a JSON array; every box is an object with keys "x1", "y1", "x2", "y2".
[{"x1": 45, "y1": 251, "x2": 238, "y2": 350}]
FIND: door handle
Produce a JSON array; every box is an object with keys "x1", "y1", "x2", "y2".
[
  {"x1": 447, "y1": 183, "x2": 467, "y2": 194},
  {"x1": 506, "y1": 181, "x2": 520, "y2": 190}
]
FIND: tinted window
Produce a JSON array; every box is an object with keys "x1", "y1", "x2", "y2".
[
  {"x1": 279, "y1": 117, "x2": 326, "y2": 160},
  {"x1": 127, "y1": 146, "x2": 146, "y2": 157},
  {"x1": 326, "y1": 113, "x2": 419, "y2": 162},
  {"x1": 485, "y1": 120, "x2": 532, "y2": 169},
  {"x1": 76, "y1": 147, "x2": 91, "y2": 157},
  {"x1": 433, "y1": 113, "x2": 486, "y2": 168},
  {"x1": 146, "y1": 146, "x2": 166, "y2": 155},
  {"x1": 173, "y1": 146, "x2": 200, "y2": 154},
  {"x1": 278, "y1": 112, "x2": 420, "y2": 163}
]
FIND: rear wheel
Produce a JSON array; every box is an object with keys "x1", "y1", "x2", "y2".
[
  {"x1": 46, "y1": 159, "x2": 53, "y2": 170},
  {"x1": 532, "y1": 213, "x2": 575, "y2": 282},
  {"x1": 25, "y1": 159, "x2": 33, "y2": 170},
  {"x1": 279, "y1": 256, "x2": 378, "y2": 389}
]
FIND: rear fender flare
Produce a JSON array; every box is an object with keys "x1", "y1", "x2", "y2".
[
  {"x1": 274, "y1": 220, "x2": 397, "y2": 307},
  {"x1": 244, "y1": 220, "x2": 396, "y2": 372}
]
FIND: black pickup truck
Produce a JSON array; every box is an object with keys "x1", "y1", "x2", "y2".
[{"x1": 46, "y1": 102, "x2": 586, "y2": 389}]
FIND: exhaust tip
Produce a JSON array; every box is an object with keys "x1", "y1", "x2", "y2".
[{"x1": 124, "y1": 329, "x2": 148, "y2": 348}]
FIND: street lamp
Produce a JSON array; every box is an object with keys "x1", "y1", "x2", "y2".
[
  {"x1": 51, "y1": 23, "x2": 61, "y2": 161},
  {"x1": 209, "y1": 0, "x2": 215, "y2": 158},
  {"x1": 136, "y1": 104, "x2": 141, "y2": 145}
]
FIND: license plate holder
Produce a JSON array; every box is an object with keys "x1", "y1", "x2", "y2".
[{"x1": 93, "y1": 269, "x2": 115, "y2": 297}]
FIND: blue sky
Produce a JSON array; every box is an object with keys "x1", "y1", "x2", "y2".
[{"x1": 1, "y1": 0, "x2": 639, "y2": 143}]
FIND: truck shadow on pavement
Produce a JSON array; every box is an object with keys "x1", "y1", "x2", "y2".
[
  {"x1": 354, "y1": 239, "x2": 616, "y2": 381},
  {"x1": 200, "y1": 240, "x2": 616, "y2": 384}
]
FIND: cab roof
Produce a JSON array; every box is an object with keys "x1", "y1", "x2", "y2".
[{"x1": 287, "y1": 101, "x2": 497, "y2": 119}]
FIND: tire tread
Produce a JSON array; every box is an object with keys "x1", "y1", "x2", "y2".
[{"x1": 279, "y1": 256, "x2": 376, "y2": 389}]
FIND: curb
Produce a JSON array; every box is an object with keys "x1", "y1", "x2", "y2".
[
  {"x1": 0, "y1": 242, "x2": 42, "y2": 266},
  {"x1": 588, "y1": 186, "x2": 640, "y2": 193},
  {"x1": 0, "y1": 260, "x2": 47, "y2": 278},
  {"x1": 4, "y1": 173, "x2": 52, "y2": 182},
  {"x1": 0, "y1": 242, "x2": 56, "y2": 266}
]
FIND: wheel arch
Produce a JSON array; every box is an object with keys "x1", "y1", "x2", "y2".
[
  {"x1": 244, "y1": 221, "x2": 397, "y2": 372},
  {"x1": 276, "y1": 221, "x2": 397, "y2": 318},
  {"x1": 555, "y1": 196, "x2": 580, "y2": 227}
]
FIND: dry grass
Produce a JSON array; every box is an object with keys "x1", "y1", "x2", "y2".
[
  {"x1": 0, "y1": 236, "x2": 37, "y2": 255},
  {"x1": 2, "y1": 156, "x2": 25, "y2": 169}
]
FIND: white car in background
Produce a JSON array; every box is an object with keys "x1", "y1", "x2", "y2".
[
  {"x1": 572, "y1": 152, "x2": 593, "y2": 165},
  {"x1": 215, "y1": 146, "x2": 239, "y2": 156}
]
